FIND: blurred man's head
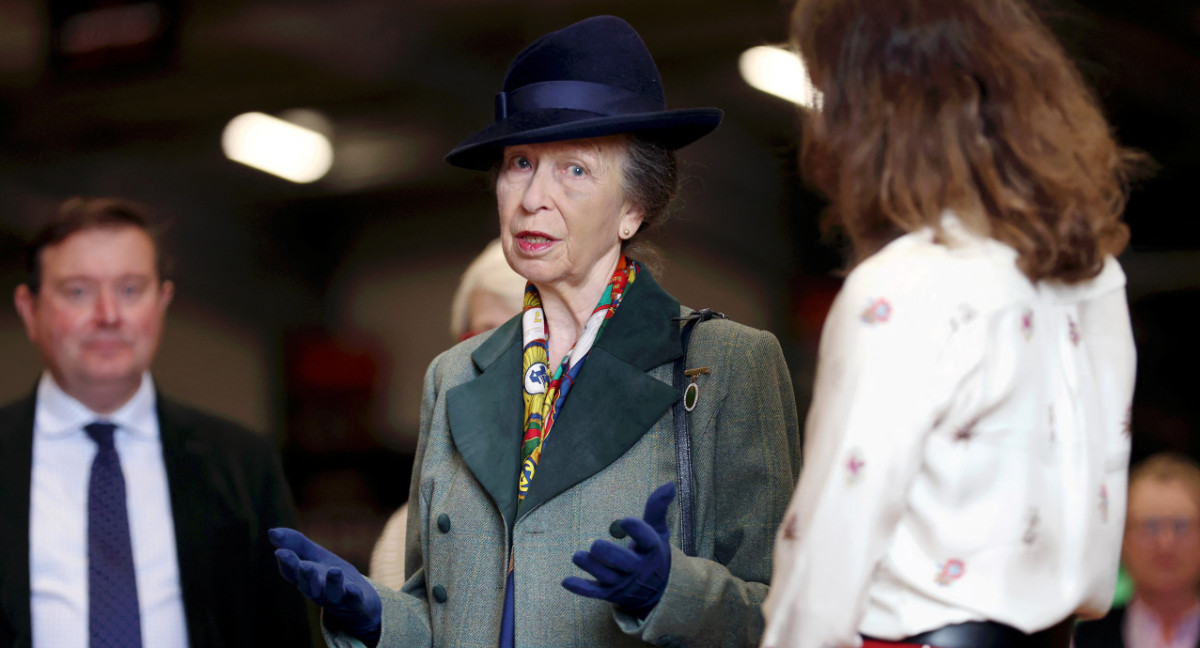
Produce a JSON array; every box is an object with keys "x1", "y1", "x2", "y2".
[
  {"x1": 14, "y1": 197, "x2": 174, "y2": 413},
  {"x1": 1124, "y1": 453, "x2": 1200, "y2": 601}
]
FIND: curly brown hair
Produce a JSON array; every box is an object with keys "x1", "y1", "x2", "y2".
[{"x1": 792, "y1": 0, "x2": 1147, "y2": 283}]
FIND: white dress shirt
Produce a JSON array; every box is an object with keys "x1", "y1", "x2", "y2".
[
  {"x1": 30, "y1": 372, "x2": 189, "y2": 647},
  {"x1": 1125, "y1": 598, "x2": 1200, "y2": 648},
  {"x1": 762, "y1": 213, "x2": 1135, "y2": 648}
]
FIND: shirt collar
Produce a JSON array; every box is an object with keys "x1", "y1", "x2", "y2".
[
  {"x1": 35, "y1": 372, "x2": 159, "y2": 440},
  {"x1": 1128, "y1": 597, "x2": 1200, "y2": 644}
]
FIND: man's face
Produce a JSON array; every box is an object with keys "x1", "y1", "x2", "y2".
[
  {"x1": 14, "y1": 226, "x2": 173, "y2": 407},
  {"x1": 1123, "y1": 478, "x2": 1200, "y2": 598}
]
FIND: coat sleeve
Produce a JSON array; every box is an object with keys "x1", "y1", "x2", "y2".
[{"x1": 619, "y1": 323, "x2": 804, "y2": 648}]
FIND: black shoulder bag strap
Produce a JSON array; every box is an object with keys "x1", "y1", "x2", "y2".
[{"x1": 670, "y1": 308, "x2": 726, "y2": 557}]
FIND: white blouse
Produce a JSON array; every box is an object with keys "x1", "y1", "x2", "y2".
[{"x1": 762, "y1": 214, "x2": 1135, "y2": 648}]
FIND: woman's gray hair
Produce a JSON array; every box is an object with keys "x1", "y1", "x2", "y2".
[
  {"x1": 621, "y1": 134, "x2": 679, "y2": 235},
  {"x1": 619, "y1": 134, "x2": 679, "y2": 273}
]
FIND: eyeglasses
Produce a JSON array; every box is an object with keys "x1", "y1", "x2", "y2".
[{"x1": 1130, "y1": 516, "x2": 1200, "y2": 541}]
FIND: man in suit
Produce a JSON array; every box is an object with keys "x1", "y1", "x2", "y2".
[
  {"x1": 1074, "y1": 452, "x2": 1200, "y2": 648},
  {"x1": 0, "y1": 197, "x2": 312, "y2": 647}
]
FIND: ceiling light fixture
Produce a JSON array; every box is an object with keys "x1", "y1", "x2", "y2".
[
  {"x1": 738, "y1": 45, "x2": 822, "y2": 110},
  {"x1": 221, "y1": 111, "x2": 333, "y2": 183}
]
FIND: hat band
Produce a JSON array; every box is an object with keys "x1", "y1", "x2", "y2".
[{"x1": 494, "y1": 80, "x2": 663, "y2": 121}]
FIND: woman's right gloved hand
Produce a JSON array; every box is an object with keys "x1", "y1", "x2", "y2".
[{"x1": 270, "y1": 527, "x2": 383, "y2": 647}]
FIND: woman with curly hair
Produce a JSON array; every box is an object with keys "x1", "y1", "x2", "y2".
[{"x1": 762, "y1": 0, "x2": 1147, "y2": 647}]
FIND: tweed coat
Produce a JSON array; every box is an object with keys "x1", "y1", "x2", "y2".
[{"x1": 327, "y1": 269, "x2": 801, "y2": 648}]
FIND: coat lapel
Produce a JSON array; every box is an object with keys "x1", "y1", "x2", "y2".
[
  {"x1": 518, "y1": 270, "x2": 683, "y2": 519},
  {"x1": 0, "y1": 393, "x2": 36, "y2": 645},
  {"x1": 446, "y1": 317, "x2": 526, "y2": 530}
]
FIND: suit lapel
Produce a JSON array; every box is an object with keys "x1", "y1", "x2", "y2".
[
  {"x1": 446, "y1": 318, "x2": 526, "y2": 530},
  {"x1": 0, "y1": 393, "x2": 36, "y2": 645},
  {"x1": 156, "y1": 397, "x2": 214, "y2": 648},
  {"x1": 518, "y1": 270, "x2": 682, "y2": 518}
]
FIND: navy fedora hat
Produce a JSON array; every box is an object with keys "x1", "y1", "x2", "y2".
[{"x1": 445, "y1": 15, "x2": 723, "y2": 170}]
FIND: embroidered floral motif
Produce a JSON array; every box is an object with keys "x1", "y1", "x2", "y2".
[
  {"x1": 1049, "y1": 405, "x2": 1056, "y2": 442},
  {"x1": 1099, "y1": 485, "x2": 1109, "y2": 523},
  {"x1": 953, "y1": 422, "x2": 976, "y2": 443},
  {"x1": 935, "y1": 559, "x2": 965, "y2": 586},
  {"x1": 861, "y1": 298, "x2": 892, "y2": 325},
  {"x1": 1068, "y1": 315, "x2": 1080, "y2": 346},
  {"x1": 782, "y1": 514, "x2": 800, "y2": 540},
  {"x1": 949, "y1": 303, "x2": 977, "y2": 332},
  {"x1": 1021, "y1": 309, "x2": 1034, "y2": 341},
  {"x1": 846, "y1": 449, "x2": 865, "y2": 484},
  {"x1": 1023, "y1": 509, "x2": 1040, "y2": 545}
]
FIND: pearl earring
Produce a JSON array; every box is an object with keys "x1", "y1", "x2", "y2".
[{"x1": 623, "y1": 228, "x2": 631, "y2": 237}]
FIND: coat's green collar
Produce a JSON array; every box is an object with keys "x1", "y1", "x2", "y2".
[
  {"x1": 448, "y1": 268, "x2": 683, "y2": 530},
  {"x1": 470, "y1": 268, "x2": 682, "y2": 373}
]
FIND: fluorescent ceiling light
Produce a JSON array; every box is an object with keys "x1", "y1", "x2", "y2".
[
  {"x1": 222, "y1": 111, "x2": 333, "y2": 183},
  {"x1": 739, "y1": 45, "x2": 822, "y2": 110}
]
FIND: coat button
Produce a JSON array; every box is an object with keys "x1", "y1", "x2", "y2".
[
  {"x1": 437, "y1": 514, "x2": 451, "y2": 533},
  {"x1": 432, "y1": 584, "x2": 448, "y2": 603},
  {"x1": 609, "y1": 519, "x2": 627, "y2": 539}
]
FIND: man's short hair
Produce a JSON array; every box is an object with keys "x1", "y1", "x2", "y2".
[
  {"x1": 1129, "y1": 452, "x2": 1200, "y2": 514},
  {"x1": 24, "y1": 197, "x2": 169, "y2": 294}
]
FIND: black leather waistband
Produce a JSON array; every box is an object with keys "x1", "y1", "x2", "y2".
[{"x1": 865, "y1": 618, "x2": 1073, "y2": 648}]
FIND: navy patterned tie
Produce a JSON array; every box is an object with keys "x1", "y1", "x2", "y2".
[{"x1": 84, "y1": 422, "x2": 143, "y2": 648}]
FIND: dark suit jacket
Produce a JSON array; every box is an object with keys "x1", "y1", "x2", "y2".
[
  {"x1": 1073, "y1": 606, "x2": 1200, "y2": 648},
  {"x1": 1073, "y1": 606, "x2": 1127, "y2": 648},
  {"x1": 0, "y1": 389, "x2": 313, "y2": 647}
]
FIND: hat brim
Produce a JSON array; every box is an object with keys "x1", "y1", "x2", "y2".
[{"x1": 444, "y1": 107, "x2": 723, "y2": 171}]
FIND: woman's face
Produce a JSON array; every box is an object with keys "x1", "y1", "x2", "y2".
[{"x1": 496, "y1": 136, "x2": 643, "y2": 296}]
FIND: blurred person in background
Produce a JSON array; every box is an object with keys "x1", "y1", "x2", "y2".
[
  {"x1": 271, "y1": 14, "x2": 801, "y2": 648},
  {"x1": 0, "y1": 197, "x2": 312, "y2": 647},
  {"x1": 1074, "y1": 453, "x2": 1200, "y2": 648},
  {"x1": 368, "y1": 238, "x2": 526, "y2": 590},
  {"x1": 761, "y1": 0, "x2": 1146, "y2": 647},
  {"x1": 448, "y1": 238, "x2": 529, "y2": 343}
]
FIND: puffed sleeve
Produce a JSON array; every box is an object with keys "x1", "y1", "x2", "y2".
[
  {"x1": 1075, "y1": 257, "x2": 1136, "y2": 617},
  {"x1": 761, "y1": 258, "x2": 978, "y2": 648}
]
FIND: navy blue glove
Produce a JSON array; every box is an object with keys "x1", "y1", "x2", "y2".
[
  {"x1": 562, "y1": 482, "x2": 675, "y2": 616},
  {"x1": 269, "y1": 527, "x2": 382, "y2": 646}
]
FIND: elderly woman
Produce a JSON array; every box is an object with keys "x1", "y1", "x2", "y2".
[
  {"x1": 271, "y1": 15, "x2": 801, "y2": 648},
  {"x1": 761, "y1": 0, "x2": 1144, "y2": 647}
]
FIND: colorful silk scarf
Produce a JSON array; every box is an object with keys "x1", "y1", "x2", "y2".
[
  {"x1": 517, "y1": 255, "x2": 636, "y2": 509},
  {"x1": 498, "y1": 256, "x2": 636, "y2": 648}
]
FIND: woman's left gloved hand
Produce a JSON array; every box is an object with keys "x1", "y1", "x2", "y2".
[{"x1": 562, "y1": 482, "x2": 675, "y2": 616}]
